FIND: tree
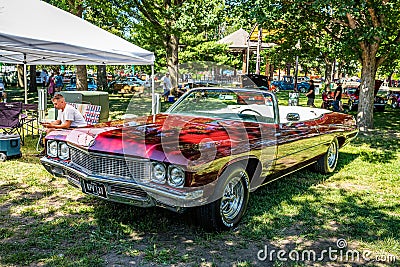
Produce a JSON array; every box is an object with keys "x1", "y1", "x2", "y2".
[
  {"x1": 114, "y1": 0, "x2": 225, "y2": 87},
  {"x1": 252, "y1": 0, "x2": 400, "y2": 131}
]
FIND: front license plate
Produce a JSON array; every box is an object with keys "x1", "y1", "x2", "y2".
[{"x1": 82, "y1": 180, "x2": 107, "y2": 198}]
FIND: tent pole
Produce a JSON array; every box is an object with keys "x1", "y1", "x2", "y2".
[
  {"x1": 23, "y1": 54, "x2": 28, "y2": 104},
  {"x1": 246, "y1": 36, "x2": 250, "y2": 74},
  {"x1": 151, "y1": 65, "x2": 155, "y2": 115}
]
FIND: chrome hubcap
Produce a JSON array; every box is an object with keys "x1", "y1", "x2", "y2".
[
  {"x1": 220, "y1": 174, "x2": 245, "y2": 222},
  {"x1": 327, "y1": 142, "x2": 337, "y2": 168}
]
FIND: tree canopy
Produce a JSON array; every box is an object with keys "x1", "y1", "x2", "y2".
[{"x1": 250, "y1": 0, "x2": 400, "y2": 131}]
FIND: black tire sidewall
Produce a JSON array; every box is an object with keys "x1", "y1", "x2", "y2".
[
  {"x1": 0, "y1": 152, "x2": 7, "y2": 162},
  {"x1": 314, "y1": 138, "x2": 339, "y2": 173},
  {"x1": 217, "y1": 166, "x2": 250, "y2": 228},
  {"x1": 198, "y1": 164, "x2": 250, "y2": 230}
]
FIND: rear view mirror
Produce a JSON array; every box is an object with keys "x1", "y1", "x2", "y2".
[{"x1": 286, "y1": 113, "x2": 300, "y2": 121}]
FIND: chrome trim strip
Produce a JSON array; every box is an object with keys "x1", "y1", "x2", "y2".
[{"x1": 41, "y1": 157, "x2": 204, "y2": 204}]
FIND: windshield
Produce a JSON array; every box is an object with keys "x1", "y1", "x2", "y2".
[
  {"x1": 166, "y1": 88, "x2": 276, "y2": 123},
  {"x1": 346, "y1": 87, "x2": 357, "y2": 94}
]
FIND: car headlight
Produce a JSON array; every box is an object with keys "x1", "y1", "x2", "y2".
[
  {"x1": 58, "y1": 142, "x2": 70, "y2": 160},
  {"x1": 168, "y1": 166, "x2": 185, "y2": 188},
  {"x1": 151, "y1": 163, "x2": 166, "y2": 184},
  {"x1": 47, "y1": 140, "x2": 58, "y2": 157}
]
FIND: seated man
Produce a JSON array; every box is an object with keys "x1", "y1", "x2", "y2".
[{"x1": 41, "y1": 94, "x2": 87, "y2": 133}]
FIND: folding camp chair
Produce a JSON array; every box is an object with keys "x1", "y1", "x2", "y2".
[
  {"x1": 0, "y1": 102, "x2": 25, "y2": 144},
  {"x1": 68, "y1": 102, "x2": 101, "y2": 125},
  {"x1": 22, "y1": 103, "x2": 39, "y2": 136}
]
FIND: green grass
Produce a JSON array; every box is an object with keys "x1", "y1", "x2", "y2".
[{"x1": 0, "y1": 88, "x2": 399, "y2": 266}]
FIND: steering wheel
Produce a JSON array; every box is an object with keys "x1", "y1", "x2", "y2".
[{"x1": 239, "y1": 108, "x2": 262, "y2": 117}]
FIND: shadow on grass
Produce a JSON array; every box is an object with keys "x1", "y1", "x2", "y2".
[
  {"x1": 1, "y1": 95, "x2": 399, "y2": 266},
  {"x1": 1, "y1": 162, "x2": 398, "y2": 265},
  {"x1": 351, "y1": 125, "x2": 400, "y2": 164},
  {"x1": 373, "y1": 108, "x2": 400, "y2": 131}
]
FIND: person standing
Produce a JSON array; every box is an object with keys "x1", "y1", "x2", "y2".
[
  {"x1": 40, "y1": 69, "x2": 48, "y2": 88},
  {"x1": 47, "y1": 72, "x2": 55, "y2": 97},
  {"x1": 305, "y1": 79, "x2": 316, "y2": 107},
  {"x1": 161, "y1": 72, "x2": 172, "y2": 101},
  {"x1": 54, "y1": 71, "x2": 64, "y2": 92},
  {"x1": 333, "y1": 82, "x2": 343, "y2": 112}
]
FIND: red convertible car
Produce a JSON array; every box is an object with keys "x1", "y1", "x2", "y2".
[{"x1": 41, "y1": 88, "x2": 358, "y2": 230}]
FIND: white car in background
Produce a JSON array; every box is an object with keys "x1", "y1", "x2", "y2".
[
  {"x1": 0, "y1": 77, "x2": 6, "y2": 102},
  {"x1": 0, "y1": 77, "x2": 5, "y2": 90}
]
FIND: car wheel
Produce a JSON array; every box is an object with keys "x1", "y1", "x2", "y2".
[
  {"x1": 313, "y1": 138, "x2": 339, "y2": 174},
  {"x1": 348, "y1": 100, "x2": 354, "y2": 111},
  {"x1": 0, "y1": 152, "x2": 7, "y2": 162},
  {"x1": 196, "y1": 164, "x2": 250, "y2": 230},
  {"x1": 390, "y1": 99, "x2": 398, "y2": 109}
]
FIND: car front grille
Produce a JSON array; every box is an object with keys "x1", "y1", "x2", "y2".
[
  {"x1": 70, "y1": 147, "x2": 151, "y2": 181},
  {"x1": 109, "y1": 184, "x2": 148, "y2": 198}
]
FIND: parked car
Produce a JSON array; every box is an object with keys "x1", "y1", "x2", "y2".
[
  {"x1": 3, "y1": 71, "x2": 17, "y2": 86},
  {"x1": 128, "y1": 76, "x2": 150, "y2": 87},
  {"x1": 107, "y1": 77, "x2": 146, "y2": 96},
  {"x1": 241, "y1": 74, "x2": 269, "y2": 89},
  {"x1": 62, "y1": 71, "x2": 74, "y2": 85},
  {"x1": 341, "y1": 83, "x2": 360, "y2": 104},
  {"x1": 41, "y1": 87, "x2": 358, "y2": 230},
  {"x1": 347, "y1": 80, "x2": 386, "y2": 112},
  {"x1": 183, "y1": 80, "x2": 219, "y2": 89},
  {"x1": 270, "y1": 76, "x2": 310, "y2": 93},
  {"x1": 108, "y1": 76, "x2": 150, "y2": 89},
  {"x1": 65, "y1": 76, "x2": 97, "y2": 91},
  {"x1": 387, "y1": 90, "x2": 400, "y2": 108},
  {"x1": 108, "y1": 76, "x2": 149, "y2": 90}
]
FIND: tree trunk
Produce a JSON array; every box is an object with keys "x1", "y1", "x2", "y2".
[
  {"x1": 17, "y1": 64, "x2": 24, "y2": 88},
  {"x1": 324, "y1": 59, "x2": 333, "y2": 85},
  {"x1": 76, "y1": 65, "x2": 88, "y2": 91},
  {"x1": 29, "y1": 65, "x2": 37, "y2": 92},
  {"x1": 357, "y1": 43, "x2": 378, "y2": 132},
  {"x1": 165, "y1": 33, "x2": 179, "y2": 88},
  {"x1": 286, "y1": 63, "x2": 291, "y2": 76},
  {"x1": 96, "y1": 65, "x2": 107, "y2": 91},
  {"x1": 69, "y1": 1, "x2": 87, "y2": 91}
]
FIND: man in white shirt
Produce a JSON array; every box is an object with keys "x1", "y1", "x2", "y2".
[
  {"x1": 161, "y1": 72, "x2": 172, "y2": 101},
  {"x1": 41, "y1": 94, "x2": 87, "y2": 132}
]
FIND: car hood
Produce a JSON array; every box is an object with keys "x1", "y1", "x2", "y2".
[
  {"x1": 349, "y1": 80, "x2": 383, "y2": 99},
  {"x1": 46, "y1": 114, "x2": 269, "y2": 165}
]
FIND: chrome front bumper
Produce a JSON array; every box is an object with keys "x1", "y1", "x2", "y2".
[{"x1": 41, "y1": 157, "x2": 205, "y2": 211}]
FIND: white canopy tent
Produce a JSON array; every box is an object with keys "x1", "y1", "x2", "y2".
[{"x1": 0, "y1": 0, "x2": 156, "y2": 113}]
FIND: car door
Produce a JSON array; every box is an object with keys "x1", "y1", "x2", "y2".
[{"x1": 273, "y1": 118, "x2": 321, "y2": 173}]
